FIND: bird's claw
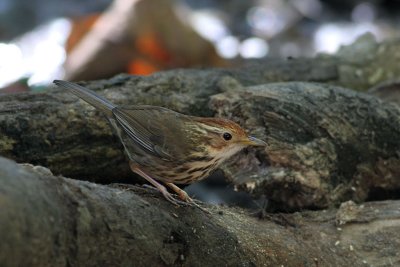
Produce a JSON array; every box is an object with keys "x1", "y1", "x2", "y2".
[
  {"x1": 161, "y1": 188, "x2": 209, "y2": 213},
  {"x1": 179, "y1": 194, "x2": 210, "y2": 213},
  {"x1": 142, "y1": 183, "x2": 209, "y2": 213}
]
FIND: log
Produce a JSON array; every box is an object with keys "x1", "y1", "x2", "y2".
[
  {"x1": 1, "y1": 157, "x2": 399, "y2": 267},
  {"x1": 214, "y1": 82, "x2": 400, "y2": 210},
  {"x1": 1, "y1": 75, "x2": 399, "y2": 210}
]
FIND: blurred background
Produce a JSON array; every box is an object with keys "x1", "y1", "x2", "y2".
[{"x1": 1, "y1": 0, "x2": 400, "y2": 93}]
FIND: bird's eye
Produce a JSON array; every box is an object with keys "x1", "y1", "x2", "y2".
[{"x1": 223, "y1": 132, "x2": 232, "y2": 141}]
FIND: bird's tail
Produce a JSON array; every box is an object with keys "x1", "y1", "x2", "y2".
[{"x1": 54, "y1": 80, "x2": 115, "y2": 117}]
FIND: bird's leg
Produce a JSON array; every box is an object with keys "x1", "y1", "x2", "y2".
[{"x1": 129, "y1": 163, "x2": 188, "y2": 206}]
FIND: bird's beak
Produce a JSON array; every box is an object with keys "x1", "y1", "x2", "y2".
[{"x1": 243, "y1": 136, "x2": 267, "y2": 147}]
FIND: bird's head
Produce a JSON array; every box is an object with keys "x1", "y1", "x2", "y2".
[{"x1": 191, "y1": 117, "x2": 266, "y2": 163}]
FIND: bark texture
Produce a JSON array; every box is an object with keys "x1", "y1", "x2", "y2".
[
  {"x1": 0, "y1": 75, "x2": 399, "y2": 209},
  {"x1": 214, "y1": 82, "x2": 400, "y2": 210},
  {"x1": 1, "y1": 157, "x2": 399, "y2": 267}
]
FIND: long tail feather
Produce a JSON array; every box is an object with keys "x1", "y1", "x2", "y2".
[{"x1": 54, "y1": 80, "x2": 115, "y2": 117}]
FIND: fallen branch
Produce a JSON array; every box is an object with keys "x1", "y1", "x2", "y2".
[
  {"x1": 1, "y1": 157, "x2": 399, "y2": 266},
  {"x1": 215, "y1": 82, "x2": 400, "y2": 210},
  {"x1": 0, "y1": 75, "x2": 399, "y2": 210}
]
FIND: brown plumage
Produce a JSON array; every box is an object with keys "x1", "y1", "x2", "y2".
[{"x1": 54, "y1": 80, "x2": 266, "y2": 206}]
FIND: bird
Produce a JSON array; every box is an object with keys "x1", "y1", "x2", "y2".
[{"x1": 54, "y1": 80, "x2": 266, "y2": 207}]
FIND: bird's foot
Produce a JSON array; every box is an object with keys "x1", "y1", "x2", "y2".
[
  {"x1": 140, "y1": 184, "x2": 188, "y2": 206},
  {"x1": 165, "y1": 183, "x2": 209, "y2": 213}
]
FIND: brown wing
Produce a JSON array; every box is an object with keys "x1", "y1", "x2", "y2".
[{"x1": 112, "y1": 105, "x2": 191, "y2": 161}]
